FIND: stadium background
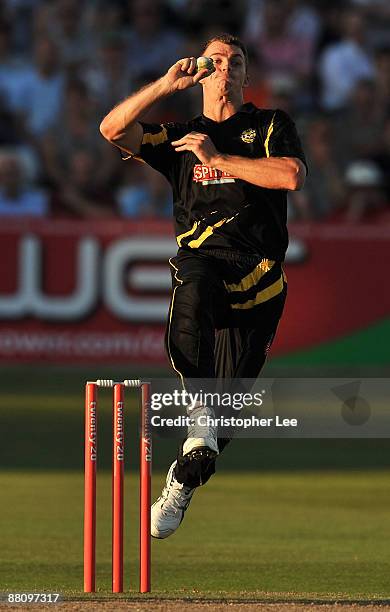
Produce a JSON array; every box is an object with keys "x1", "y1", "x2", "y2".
[
  {"x1": 0, "y1": 0, "x2": 389, "y2": 604},
  {"x1": 1, "y1": 0, "x2": 390, "y2": 370}
]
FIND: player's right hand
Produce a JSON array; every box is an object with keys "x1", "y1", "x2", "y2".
[{"x1": 163, "y1": 57, "x2": 209, "y2": 92}]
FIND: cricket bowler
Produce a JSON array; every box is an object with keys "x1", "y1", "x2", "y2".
[{"x1": 100, "y1": 33, "x2": 307, "y2": 538}]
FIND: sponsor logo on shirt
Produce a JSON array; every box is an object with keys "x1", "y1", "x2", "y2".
[
  {"x1": 240, "y1": 128, "x2": 256, "y2": 143},
  {"x1": 193, "y1": 164, "x2": 237, "y2": 185}
]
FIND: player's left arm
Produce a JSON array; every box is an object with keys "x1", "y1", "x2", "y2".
[
  {"x1": 218, "y1": 154, "x2": 306, "y2": 191},
  {"x1": 219, "y1": 150, "x2": 305, "y2": 190}
]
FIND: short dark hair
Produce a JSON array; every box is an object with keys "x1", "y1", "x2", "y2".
[{"x1": 201, "y1": 33, "x2": 248, "y2": 70}]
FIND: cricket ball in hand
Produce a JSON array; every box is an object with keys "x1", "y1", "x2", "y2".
[{"x1": 196, "y1": 56, "x2": 215, "y2": 75}]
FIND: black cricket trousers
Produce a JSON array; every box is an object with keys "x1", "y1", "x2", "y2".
[{"x1": 165, "y1": 247, "x2": 287, "y2": 485}]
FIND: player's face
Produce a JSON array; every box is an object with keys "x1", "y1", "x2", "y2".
[{"x1": 201, "y1": 41, "x2": 248, "y2": 97}]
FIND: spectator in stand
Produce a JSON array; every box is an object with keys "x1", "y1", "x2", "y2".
[
  {"x1": 252, "y1": 0, "x2": 314, "y2": 80},
  {"x1": 267, "y1": 73, "x2": 297, "y2": 115},
  {"x1": 2, "y1": 0, "x2": 44, "y2": 58},
  {"x1": 116, "y1": 162, "x2": 171, "y2": 218},
  {"x1": 40, "y1": 78, "x2": 119, "y2": 191},
  {"x1": 244, "y1": 0, "x2": 317, "y2": 107},
  {"x1": 332, "y1": 78, "x2": 386, "y2": 170},
  {"x1": 0, "y1": 20, "x2": 33, "y2": 120},
  {"x1": 51, "y1": 148, "x2": 115, "y2": 218},
  {"x1": 124, "y1": 0, "x2": 185, "y2": 84},
  {"x1": 33, "y1": 0, "x2": 92, "y2": 70},
  {"x1": 343, "y1": 160, "x2": 386, "y2": 222},
  {"x1": 13, "y1": 36, "x2": 66, "y2": 140},
  {"x1": 375, "y1": 45, "x2": 390, "y2": 112},
  {"x1": 84, "y1": 0, "x2": 127, "y2": 47},
  {"x1": 0, "y1": 94, "x2": 21, "y2": 146},
  {"x1": 284, "y1": 0, "x2": 322, "y2": 44},
  {"x1": 352, "y1": 0, "x2": 390, "y2": 50},
  {"x1": 0, "y1": 20, "x2": 45, "y2": 179},
  {"x1": 242, "y1": 50, "x2": 270, "y2": 109},
  {"x1": 181, "y1": 0, "x2": 245, "y2": 35},
  {"x1": 0, "y1": 150, "x2": 49, "y2": 216},
  {"x1": 318, "y1": 7, "x2": 376, "y2": 112},
  {"x1": 0, "y1": 21, "x2": 25, "y2": 145},
  {"x1": 83, "y1": 32, "x2": 133, "y2": 116},
  {"x1": 314, "y1": 2, "x2": 344, "y2": 58},
  {"x1": 373, "y1": 116, "x2": 390, "y2": 199},
  {"x1": 291, "y1": 117, "x2": 344, "y2": 220},
  {"x1": 244, "y1": 0, "x2": 321, "y2": 48}
]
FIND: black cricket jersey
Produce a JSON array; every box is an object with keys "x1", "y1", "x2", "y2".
[{"x1": 132, "y1": 103, "x2": 306, "y2": 261}]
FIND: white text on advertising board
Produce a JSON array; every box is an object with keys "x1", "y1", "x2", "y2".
[{"x1": 0, "y1": 235, "x2": 174, "y2": 322}]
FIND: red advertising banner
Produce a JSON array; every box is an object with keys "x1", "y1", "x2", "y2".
[{"x1": 0, "y1": 219, "x2": 389, "y2": 364}]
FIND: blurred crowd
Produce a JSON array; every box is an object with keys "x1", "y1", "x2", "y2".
[{"x1": 0, "y1": 0, "x2": 390, "y2": 222}]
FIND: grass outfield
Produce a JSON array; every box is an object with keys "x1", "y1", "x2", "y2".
[
  {"x1": 0, "y1": 366, "x2": 389, "y2": 602},
  {"x1": 0, "y1": 470, "x2": 389, "y2": 601}
]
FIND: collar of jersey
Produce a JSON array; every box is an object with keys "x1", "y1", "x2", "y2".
[{"x1": 199, "y1": 102, "x2": 257, "y2": 125}]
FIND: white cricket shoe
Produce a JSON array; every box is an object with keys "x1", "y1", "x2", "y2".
[
  {"x1": 151, "y1": 460, "x2": 195, "y2": 539},
  {"x1": 182, "y1": 403, "x2": 219, "y2": 456}
]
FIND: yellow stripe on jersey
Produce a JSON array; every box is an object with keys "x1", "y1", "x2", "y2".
[
  {"x1": 187, "y1": 216, "x2": 234, "y2": 248},
  {"x1": 119, "y1": 147, "x2": 145, "y2": 163},
  {"x1": 142, "y1": 126, "x2": 168, "y2": 147},
  {"x1": 230, "y1": 273, "x2": 284, "y2": 309},
  {"x1": 224, "y1": 259, "x2": 275, "y2": 293},
  {"x1": 176, "y1": 220, "x2": 199, "y2": 247},
  {"x1": 264, "y1": 112, "x2": 276, "y2": 158}
]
